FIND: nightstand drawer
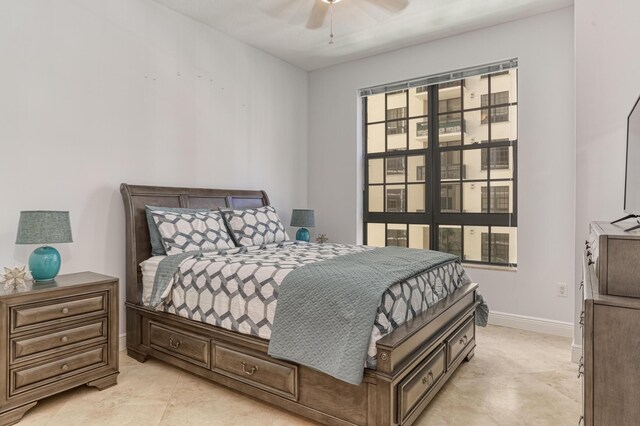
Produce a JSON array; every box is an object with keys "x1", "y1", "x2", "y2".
[
  {"x1": 11, "y1": 292, "x2": 107, "y2": 333},
  {"x1": 11, "y1": 318, "x2": 108, "y2": 364},
  {"x1": 10, "y1": 345, "x2": 107, "y2": 396}
]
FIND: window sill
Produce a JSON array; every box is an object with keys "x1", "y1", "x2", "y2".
[{"x1": 462, "y1": 262, "x2": 517, "y2": 272}]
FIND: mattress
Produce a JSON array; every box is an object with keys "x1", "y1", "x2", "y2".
[
  {"x1": 140, "y1": 256, "x2": 164, "y2": 306},
  {"x1": 140, "y1": 242, "x2": 471, "y2": 368}
]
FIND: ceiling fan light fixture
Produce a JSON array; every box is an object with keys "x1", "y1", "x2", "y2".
[{"x1": 321, "y1": 0, "x2": 342, "y2": 4}]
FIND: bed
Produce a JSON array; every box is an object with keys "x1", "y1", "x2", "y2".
[{"x1": 121, "y1": 183, "x2": 480, "y2": 426}]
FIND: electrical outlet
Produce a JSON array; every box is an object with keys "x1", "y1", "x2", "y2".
[{"x1": 557, "y1": 282, "x2": 568, "y2": 297}]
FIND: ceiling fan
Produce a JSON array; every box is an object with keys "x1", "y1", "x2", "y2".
[{"x1": 261, "y1": 0, "x2": 409, "y2": 44}]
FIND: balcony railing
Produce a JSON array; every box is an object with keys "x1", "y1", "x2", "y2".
[
  {"x1": 416, "y1": 121, "x2": 428, "y2": 137},
  {"x1": 439, "y1": 119, "x2": 462, "y2": 134},
  {"x1": 439, "y1": 80, "x2": 464, "y2": 89},
  {"x1": 415, "y1": 119, "x2": 466, "y2": 138}
]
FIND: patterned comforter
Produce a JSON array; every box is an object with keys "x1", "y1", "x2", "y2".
[{"x1": 151, "y1": 242, "x2": 472, "y2": 368}]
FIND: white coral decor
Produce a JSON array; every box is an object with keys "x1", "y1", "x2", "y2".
[{"x1": 2, "y1": 266, "x2": 27, "y2": 290}]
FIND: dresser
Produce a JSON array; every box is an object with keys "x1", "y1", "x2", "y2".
[
  {"x1": 0, "y1": 272, "x2": 119, "y2": 425},
  {"x1": 580, "y1": 222, "x2": 640, "y2": 425}
]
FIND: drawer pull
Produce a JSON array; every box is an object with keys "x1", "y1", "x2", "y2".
[
  {"x1": 61, "y1": 363, "x2": 69, "y2": 371},
  {"x1": 579, "y1": 311, "x2": 585, "y2": 327},
  {"x1": 459, "y1": 335, "x2": 468, "y2": 346},
  {"x1": 60, "y1": 336, "x2": 69, "y2": 343},
  {"x1": 61, "y1": 307, "x2": 69, "y2": 314},
  {"x1": 168, "y1": 337, "x2": 181, "y2": 349},
  {"x1": 241, "y1": 361, "x2": 258, "y2": 376},
  {"x1": 579, "y1": 280, "x2": 584, "y2": 290},
  {"x1": 421, "y1": 371, "x2": 434, "y2": 387},
  {"x1": 577, "y1": 362, "x2": 584, "y2": 379}
]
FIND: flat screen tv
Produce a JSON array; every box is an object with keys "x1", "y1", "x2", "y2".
[
  {"x1": 625, "y1": 96, "x2": 640, "y2": 217},
  {"x1": 616, "y1": 95, "x2": 640, "y2": 231}
]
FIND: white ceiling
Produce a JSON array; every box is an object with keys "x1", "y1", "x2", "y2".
[{"x1": 153, "y1": 0, "x2": 573, "y2": 71}]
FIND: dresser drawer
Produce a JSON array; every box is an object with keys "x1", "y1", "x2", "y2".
[
  {"x1": 397, "y1": 345, "x2": 446, "y2": 424},
  {"x1": 11, "y1": 292, "x2": 107, "y2": 333},
  {"x1": 11, "y1": 318, "x2": 107, "y2": 364},
  {"x1": 10, "y1": 345, "x2": 107, "y2": 396},
  {"x1": 148, "y1": 321, "x2": 210, "y2": 368},
  {"x1": 213, "y1": 343, "x2": 298, "y2": 401},
  {"x1": 446, "y1": 317, "x2": 475, "y2": 366}
]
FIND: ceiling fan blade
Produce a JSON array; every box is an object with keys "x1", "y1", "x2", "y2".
[
  {"x1": 305, "y1": 0, "x2": 329, "y2": 29},
  {"x1": 260, "y1": 0, "x2": 299, "y2": 19},
  {"x1": 362, "y1": 0, "x2": 409, "y2": 13}
]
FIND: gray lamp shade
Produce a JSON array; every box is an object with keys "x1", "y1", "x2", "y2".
[
  {"x1": 290, "y1": 209, "x2": 315, "y2": 228},
  {"x1": 15, "y1": 211, "x2": 73, "y2": 245}
]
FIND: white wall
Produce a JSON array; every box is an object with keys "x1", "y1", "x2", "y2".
[
  {"x1": 573, "y1": 0, "x2": 640, "y2": 345},
  {"x1": 0, "y1": 0, "x2": 308, "y2": 334},
  {"x1": 308, "y1": 8, "x2": 575, "y2": 324}
]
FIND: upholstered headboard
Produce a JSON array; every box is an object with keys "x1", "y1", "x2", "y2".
[{"x1": 120, "y1": 183, "x2": 269, "y2": 305}]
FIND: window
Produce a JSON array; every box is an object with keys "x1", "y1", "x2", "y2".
[
  {"x1": 386, "y1": 188, "x2": 405, "y2": 212},
  {"x1": 364, "y1": 67, "x2": 517, "y2": 266},
  {"x1": 441, "y1": 184, "x2": 460, "y2": 213},
  {"x1": 481, "y1": 91, "x2": 510, "y2": 124},
  {"x1": 386, "y1": 228, "x2": 408, "y2": 247},
  {"x1": 439, "y1": 227, "x2": 462, "y2": 258},
  {"x1": 481, "y1": 146, "x2": 510, "y2": 170},
  {"x1": 386, "y1": 157, "x2": 405, "y2": 175},
  {"x1": 386, "y1": 107, "x2": 407, "y2": 135},
  {"x1": 481, "y1": 186, "x2": 510, "y2": 213},
  {"x1": 481, "y1": 232, "x2": 510, "y2": 263}
]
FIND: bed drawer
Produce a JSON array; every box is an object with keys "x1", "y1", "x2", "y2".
[
  {"x1": 11, "y1": 292, "x2": 107, "y2": 333},
  {"x1": 10, "y1": 345, "x2": 107, "y2": 396},
  {"x1": 446, "y1": 317, "x2": 475, "y2": 367},
  {"x1": 11, "y1": 318, "x2": 107, "y2": 364},
  {"x1": 213, "y1": 343, "x2": 298, "y2": 401},
  {"x1": 148, "y1": 321, "x2": 210, "y2": 368},
  {"x1": 397, "y1": 345, "x2": 446, "y2": 424}
]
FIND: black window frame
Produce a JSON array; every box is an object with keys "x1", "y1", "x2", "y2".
[{"x1": 363, "y1": 71, "x2": 518, "y2": 267}]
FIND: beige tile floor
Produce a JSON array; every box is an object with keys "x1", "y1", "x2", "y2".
[{"x1": 19, "y1": 325, "x2": 580, "y2": 426}]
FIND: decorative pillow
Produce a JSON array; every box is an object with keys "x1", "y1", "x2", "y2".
[
  {"x1": 145, "y1": 206, "x2": 211, "y2": 256},
  {"x1": 151, "y1": 210, "x2": 235, "y2": 255},
  {"x1": 221, "y1": 206, "x2": 289, "y2": 247}
]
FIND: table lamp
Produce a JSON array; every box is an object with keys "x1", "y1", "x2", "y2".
[
  {"x1": 290, "y1": 209, "x2": 315, "y2": 242},
  {"x1": 15, "y1": 211, "x2": 73, "y2": 282}
]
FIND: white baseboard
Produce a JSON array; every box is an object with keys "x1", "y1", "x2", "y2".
[
  {"x1": 119, "y1": 333, "x2": 127, "y2": 352},
  {"x1": 488, "y1": 311, "x2": 574, "y2": 338},
  {"x1": 570, "y1": 343, "x2": 583, "y2": 364}
]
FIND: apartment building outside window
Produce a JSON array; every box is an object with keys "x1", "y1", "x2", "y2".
[{"x1": 362, "y1": 62, "x2": 518, "y2": 266}]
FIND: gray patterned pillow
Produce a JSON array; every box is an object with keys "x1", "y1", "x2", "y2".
[
  {"x1": 221, "y1": 206, "x2": 289, "y2": 247},
  {"x1": 151, "y1": 210, "x2": 235, "y2": 255}
]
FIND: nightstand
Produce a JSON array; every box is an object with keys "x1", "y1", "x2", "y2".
[{"x1": 0, "y1": 272, "x2": 119, "y2": 425}]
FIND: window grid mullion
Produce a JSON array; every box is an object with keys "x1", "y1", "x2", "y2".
[{"x1": 363, "y1": 71, "x2": 517, "y2": 265}]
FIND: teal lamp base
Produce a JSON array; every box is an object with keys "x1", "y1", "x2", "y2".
[
  {"x1": 28, "y1": 246, "x2": 61, "y2": 282},
  {"x1": 295, "y1": 228, "x2": 311, "y2": 242}
]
